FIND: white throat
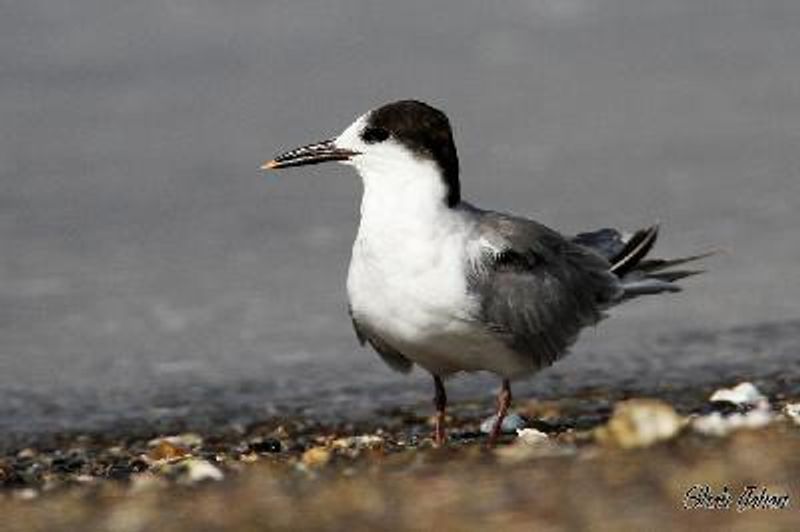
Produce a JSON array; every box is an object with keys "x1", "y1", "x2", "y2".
[{"x1": 357, "y1": 155, "x2": 452, "y2": 227}]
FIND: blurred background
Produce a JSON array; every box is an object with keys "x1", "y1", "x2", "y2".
[{"x1": 2, "y1": 0, "x2": 799, "y2": 444}]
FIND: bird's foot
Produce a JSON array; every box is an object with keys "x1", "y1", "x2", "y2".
[
  {"x1": 486, "y1": 379, "x2": 512, "y2": 447},
  {"x1": 433, "y1": 413, "x2": 447, "y2": 447}
]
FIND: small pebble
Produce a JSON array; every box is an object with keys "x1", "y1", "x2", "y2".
[
  {"x1": 301, "y1": 447, "x2": 331, "y2": 468},
  {"x1": 710, "y1": 382, "x2": 768, "y2": 408},
  {"x1": 692, "y1": 382, "x2": 774, "y2": 436},
  {"x1": 239, "y1": 453, "x2": 259, "y2": 463},
  {"x1": 783, "y1": 403, "x2": 800, "y2": 425},
  {"x1": 148, "y1": 441, "x2": 189, "y2": 462},
  {"x1": 166, "y1": 459, "x2": 224, "y2": 484},
  {"x1": 249, "y1": 438, "x2": 282, "y2": 454},
  {"x1": 516, "y1": 428, "x2": 549, "y2": 445},
  {"x1": 595, "y1": 399, "x2": 683, "y2": 449},
  {"x1": 13, "y1": 488, "x2": 38, "y2": 500},
  {"x1": 148, "y1": 433, "x2": 203, "y2": 449},
  {"x1": 105, "y1": 463, "x2": 134, "y2": 480},
  {"x1": 480, "y1": 413, "x2": 527, "y2": 434},
  {"x1": 692, "y1": 409, "x2": 773, "y2": 437},
  {"x1": 332, "y1": 435, "x2": 384, "y2": 450},
  {"x1": 16, "y1": 449, "x2": 36, "y2": 460},
  {"x1": 0, "y1": 461, "x2": 11, "y2": 482}
]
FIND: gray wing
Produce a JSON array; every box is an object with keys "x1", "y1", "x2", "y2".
[
  {"x1": 349, "y1": 306, "x2": 414, "y2": 374},
  {"x1": 467, "y1": 210, "x2": 622, "y2": 370}
]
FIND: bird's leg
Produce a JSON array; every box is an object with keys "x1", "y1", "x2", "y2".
[
  {"x1": 432, "y1": 375, "x2": 447, "y2": 447},
  {"x1": 487, "y1": 379, "x2": 512, "y2": 446}
]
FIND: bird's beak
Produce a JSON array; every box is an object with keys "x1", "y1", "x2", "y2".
[{"x1": 260, "y1": 139, "x2": 359, "y2": 170}]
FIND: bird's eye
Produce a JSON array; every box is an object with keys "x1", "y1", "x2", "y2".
[{"x1": 361, "y1": 127, "x2": 390, "y2": 143}]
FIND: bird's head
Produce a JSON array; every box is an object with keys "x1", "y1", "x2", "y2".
[{"x1": 263, "y1": 100, "x2": 461, "y2": 207}]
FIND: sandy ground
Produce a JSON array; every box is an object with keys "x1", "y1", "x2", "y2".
[{"x1": 2, "y1": 386, "x2": 798, "y2": 531}]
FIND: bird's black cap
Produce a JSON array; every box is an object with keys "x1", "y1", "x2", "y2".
[{"x1": 365, "y1": 100, "x2": 461, "y2": 207}]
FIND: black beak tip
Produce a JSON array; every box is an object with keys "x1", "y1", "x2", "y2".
[{"x1": 261, "y1": 139, "x2": 359, "y2": 171}]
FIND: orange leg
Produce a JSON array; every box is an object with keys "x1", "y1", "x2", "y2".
[
  {"x1": 487, "y1": 379, "x2": 512, "y2": 446},
  {"x1": 432, "y1": 375, "x2": 447, "y2": 446}
]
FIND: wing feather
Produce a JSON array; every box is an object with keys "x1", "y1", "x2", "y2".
[{"x1": 468, "y1": 210, "x2": 621, "y2": 370}]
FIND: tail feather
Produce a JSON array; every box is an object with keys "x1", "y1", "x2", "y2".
[
  {"x1": 607, "y1": 224, "x2": 714, "y2": 300},
  {"x1": 619, "y1": 279, "x2": 681, "y2": 298},
  {"x1": 636, "y1": 250, "x2": 719, "y2": 273},
  {"x1": 575, "y1": 222, "x2": 715, "y2": 300},
  {"x1": 610, "y1": 224, "x2": 660, "y2": 276},
  {"x1": 648, "y1": 269, "x2": 706, "y2": 283}
]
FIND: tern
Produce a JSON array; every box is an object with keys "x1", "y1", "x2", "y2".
[{"x1": 263, "y1": 100, "x2": 711, "y2": 446}]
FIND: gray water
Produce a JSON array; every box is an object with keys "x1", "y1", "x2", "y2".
[{"x1": 2, "y1": 0, "x2": 799, "y2": 446}]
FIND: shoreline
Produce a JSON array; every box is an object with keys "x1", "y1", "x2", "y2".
[{"x1": 2, "y1": 382, "x2": 799, "y2": 530}]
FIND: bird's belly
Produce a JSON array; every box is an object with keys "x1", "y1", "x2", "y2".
[
  {"x1": 347, "y1": 255, "x2": 468, "y2": 346},
  {"x1": 400, "y1": 326, "x2": 536, "y2": 378},
  {"x1": 347, "y1": 254, "x2": 535, "y2": 378}
]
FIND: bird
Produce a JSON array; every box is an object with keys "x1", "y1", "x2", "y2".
[{"x1": 262, "y1": 100, "x2": 711, "y2": 446}]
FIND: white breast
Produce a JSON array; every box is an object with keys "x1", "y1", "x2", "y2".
[
  {"x1": 348, "y1": 209, "x2": 472, "y2": 334},
  {"x1": 345, "y1": 154, "x2": 533, "y2": 378},
  {"x1": 347, "y1": 221, "x2": 534, "y2": 378}
]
